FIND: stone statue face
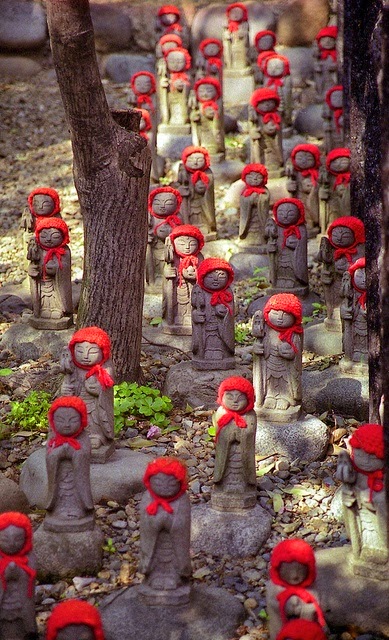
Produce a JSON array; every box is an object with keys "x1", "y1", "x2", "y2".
[
  {"x1": 257, "y1": 34, "x2": 274, "y2": 50},
  {"x1": 329, "y1": 156, "x2": 350, "y2": 173},
  {"x1": 276, "y1": 202, "x2": 300, "y2": 226},
  {"x1": 203, "y1": 269, "x2": 229, "y2": 291},
  {"x1": 245, "y1": 171, "x2": 264, "y2": 186},
  {"x1": 173, "y1": 235, "x2": 199, "y2": 255},
  {"x1": 152, "y1": 192, "x2": 178, "y2": 217},
  {"x1": 56, "y1": 625, "x2": 95, "y2": 640},
  {"x1": 263, "y1": 120, "x2": 277, "y2": 135},
  {"x1": 32, "y1": 193, "x2": 56, "y2": 216},
  {"x1": 268, "y1": 309, "x2": 295, "y2": 328},
  {"x1": 228, "y1": 6, "x2": 244, "y2": 21},
  {"x1": 294, "y1": 150, "x2": 315, "y2": 170},
  {"x1": 266, "y1": 57, "x2": 285, "y2": 76},
  {"x1": 222, "y1": 390, "x2": 248, "y2": 412},
  {"x1": 320, "y1": 36, "x2": 336, "y2": 49},
  {"x1": 353, "y1": 448, "x2": 384, "y2": 472},
  {"x1": 149, "y1": 472, "x2": 181, "y2": 497},
  {"x1": 185, "y1": 152, "x2": 206, "y2": 170},
  {"x1": 166, "y1": 50, "x2": 187, "y2": 72},
  {"x1": 257, "y1": 98, "x2": 277, "y2": 112},
  {"x1": 278, "y1": 560, "x2": 309, "y2": 585},
  {"x1": 330, "y1": 89, "x2": 343, "y2": 108},
  {"x1": 53, "y1": 406, "x2": 82, "y2": 437},
  {"x1": 353, "y1": 267, "x2": 366, "y2": 290},
  {"x1": 134, "y1": 74, "x2": 152, "y2": 94},
  {"x1": 160, "y1": 12, "x2": 178, "y2": 26},
  {"x1": 330, "y1": 225, "x2": 355, "y2": 247},
  {"x1": 73, "y1": 341, "x2": 103, "y2": 367},
  {"x1": 38, "y1": 227, "x2": 64, "y2": 248},
  {"x1": 203, "y1": 42, "x2": 220, "y2": 57},
  {"x1": 0, "y1": 525, "x2": 26, "y2": 555},
  {"x1": 197, "y1": 83, "x2": 217, "y2": 101}
]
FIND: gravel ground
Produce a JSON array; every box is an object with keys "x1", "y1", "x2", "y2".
[{"x1": 0, "y1": 69, "x2": 376, "y2": 640}]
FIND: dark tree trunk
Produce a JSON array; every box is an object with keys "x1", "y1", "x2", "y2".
[
  {"x1": 343, "y1": 0, "x2": 382, "y2": 423},
  {"x1": 46, "y1": 0, "x2": 151, "y2": 382}
]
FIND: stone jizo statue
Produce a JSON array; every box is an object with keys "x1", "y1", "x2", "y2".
[
  {"x1": 249, "y1": 88, "x2": 283, "y2": 177},
  {"x1": 196, "y1": 38, "x2": 223, "y2": 80},
  {"x1": 27, "y1": 217, "x2": 73, "y2": 330},
  {"x1": 159, "y1": 47, "x2": 192, "y2": 127},
  {"x1": 340, "y1": 257, "x2": 367, "y2": 370},
  {"x1": 319, "y1": 147, "x2": 350, "y2": 230},
  {"x1": 239, "y1": 162, "x2": 270, "y2": 251},
  {"x1": 44, "y1": 396, "x2": 94, "y2": 533},
  {"x1": 286, "y1": 143, "x2": 321, "y2": 233},
  {"x1": 267, "y1": 538, "x2": 326, "y2": 639},
  {"x1": 323, "y1": 84, "x2": 344, "y2": 153},
  {"x1": 60, "y1": 326, "x2": 115, "y2": 462},
  {"x1": 128, "y1": 71, "x2": 157, "y2": 114},
  {"x1": 191, "y1": 257, "x2": 235, "y2": 371},
  {"x1": 46, "y1": 599, "x2": 105, "y2": 640},
  {"x1": 252, "y1": 31, "x2": 276, "y2": 86},
  {"x1": 163, "y1": 224, "x2": 204, "y2": 335},
  {"x1": 211, "y1": 376, "x2": 257, "y2": 511},
  {"x1": 336, "y1": 423, "x2": 388, "y2": 579},
  {"x1": 23, "y1": 187, "x2": 62, "y2": 240},
  {"x1": 265, "y1": 198, "x2": 308, "y2": 296},
  {"x1": 251, "y1": 293, "x2": 303, "y2": 421},
  {"x1": 223, "y1": 2, "x2": 250, "y2": 71},
  {"x1": 191, "y1": 77, "x2": 225, "y2": 159},
  {"x1": 260, "y1": 53, "x2": 292, "y2": 129},
  {"x1": 147, "y1": 186, "x2": 183, "y2": 285},
  {"x1": 139, "y1": 457, "x2": 191, "y2": 605},
  {"x1": 156, "y1": 32, "x2": 182, "y2": 63},
  {"x1": 177, "y1": 145, "x2": 216, "y2": 238},
  {"x1": 313, "y1": 26, "x2": 338, "y2": 103},
  {"x1": 276, "y1": 619, "x2": 327, "y2": 640},
  {"x1": 156, "y1": 4, "x2": 188, "y2": 47},
  {"x1": 0, "y1": 511, "x2": 37, "y2": 640}
]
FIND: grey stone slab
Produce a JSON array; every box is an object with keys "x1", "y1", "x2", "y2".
[
  {"x1": 255, "y1": 414, "x2": 330, "y2": 462},
  {"x1": 303, "y1": 321, "x2": 343, "y2": 355},
  {"x1": 229, "y1": 253, "x2": 269, "y2": 281},
  {"x1": 302, "y1": 365, "x2": 369, "y2": 421},
  {"x1": 100, "y1": 584, "x2": 245, "y2": 640},
  {"x1": 90, "y1": 3, "x2": 132, "y2": 53},
  {"x1": 191, "y1": 503, "x2": 272, "y2": 557},
  {"x1": 20, "y1": 448, "x2": 153, "y2": 508},
  {"x1": 0, "y1": 0, "x2": 47, "y2": 51},
  {"x1": 210, "y1": 158, "x2": 245, "y2": 186}
]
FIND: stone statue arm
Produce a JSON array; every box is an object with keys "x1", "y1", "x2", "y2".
[
  {"x1": 222, "y1": 27, "x2": 233, "y2": 68},
  {"x1": 212, "y1": 408, "x2": 231, "y2": 483},
  {"x1": 177, "y1": 162, "x2": 190, "y2": 191},
  {"x1": 170, "y1": 494, "x2": 192, "y2": 577},
  {"x1": 27, "y1": 238, "x2": 41, "y2": 276},
  {"x1": 59, "y1": 345, "x2": 75, "y2": 375},
  {"x1": 278, "y1": 339, "x2": 297, "y2": 360},
  {"x1": 318, "y1": 236, "x2": 334, "y2": 286},
  {"x1": 248, "y1": 111, "x2": 261, "y2": 140},
  {"x1": 293, "y1": 224, "x2": 309, "y2": 285},
  {"x1": 319, "y1": 166, "x2": 331, "y2": 201},
  {"x1": 340, "y1": 272, "x2": 353, "y2": 320},
  {"x1": 220, "y1": 302, "x2": 235, "y2": 354},
  {"x1": 73, "y1": 432, "x2": 94, "y2": 511},
  {"x1": 285, "y1": 161, "x2": 298, "y2": 195},
  {"x1": 191, "y1": 285, "x2": 206, "y2": 357},
  {"x1": 202, "y1": 171, "x2": 216, "y2": 231},
  {"x1": 251, "y1": 310, "x2": 265, "y2": 355},
  {"x1": 163, "y1": 237, "x2": 176, "y2": 278},
  {"x1": 46, "y1": 444, "x2": 66, "y2": 510},
  {"x1": 85, "y1": 374, "x2": 103, "y2": 397},
  {"x1": 56, "y1": 246, "x2": 73, "y2": 313},
  {"x1": 239, "y1": 192, "x2": 252, "y2": 238},
  {"x1": 336, "y1": 450, "x2": 357, "y2": 486},
  {"x1": 139, "y1": 493, "x2": 161, "y2": 574}
]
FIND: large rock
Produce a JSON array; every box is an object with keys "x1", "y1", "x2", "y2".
[
  {"x1": 276, "y1": 0, "x2": 330, "y2": 47},
  {"x1": 255, "y1": 414, "x2": 330, "y2": 463},
  {"x1": 103, "y1": 53, "x2": 155, "y2": 83},
  {"x1": 90, "y1": 3, "x2": 133, "y2": 53},
  {"x1": 0, "y1": 474, "x2": 29, "y2": 514},
  {"x1": 0, "y1": 55, "x2": 42, "y2": 79},
  {"x1": 0, "y1": 322, "x2": 74, "y2": 362},
  {"x1": 0, "y1": 0, "x2": 47, "y2": 51},
  {"x1": 276, "y1": 45, "x2": 315, "y2": 88},
  {"x1": 302, "y1": 365, "x2": 369, "y2": 421},
  {"x1": 294, "y1": 103, "x2": 325, "y2": 138}
]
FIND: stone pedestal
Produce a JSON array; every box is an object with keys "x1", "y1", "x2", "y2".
[
  {"x1": 28, "y1": 315, "x2": 73, "y2": 330},
  {"x1": 191, "y1": 503, "x2": 272, "y2": 558},
  {"x1": 34, "y1": 525, "x2": 104, "y2": 581},
  {"x1": 223, "y1": 68, "x2": 254, "y2": 107},
  {"x1": 302, "y1": 365, "x2": 369, "y2": 421},
  {"x1": 100, "y1": 584, "x2": 245, "y2": 640},
  {"x1": 255, "y1": 414, "x2": 329, "y2": 463},
  {"x1": 303, "y1": 319, "x2": 343, "y2": 356},
  {"x1": 20, "y1": 447, "x2": 153, "y2": 508}
]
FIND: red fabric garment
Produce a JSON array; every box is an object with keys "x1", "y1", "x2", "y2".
[
  {"x1": 215, "y1": 376, "x2": 255, "y2": 441},
  {"x1": 276, "y1": 619, "x2": 327, "y2": 640},
  {"x1": 290, "y1": 144, "x2": 321, "y2": 186},
  {"x1": 263, "y1": 293, "x2": 303, "y2": 354},
  {"x1": 0, "y1": 512, "x2": 36, "y2": 598},
  {"x1": 226, "y1": 2, "x2": 248, "y2": 31},
  {"x1": 148, "y1": 186, "x2": 182, "y2": 234},
  {"x1": 254, "y1": 29, "x2": 276, "y2": 52},
  {"x1": 35, "y1": 217, "x2": 69, "y2": 280},
  {"x1": 130, "y1": 71, "x2": 156, "y2": 111},
  {"x1": 250, "y1": 88, "x2": 281, "y2": 128},
  {"x1": 28, "y1": 187, "x2": 61, "y2": 218},
  {"x1": 326, "y1": 147, "x2": 351, "y2": 188},
  {"x1": 277, "y1": 588, "x2": 326, "y2": 628},
  {"x1": 169, "y1": 224, "x2": 205, "y2": 285},
  {"x1": 196, "y1": 257, "x2": 234, "y2": 315},
  {"x1": 316, "y1": 26, "x2": 338, "y2": 61},
  {"x1": 47, "y1": 396, "x2": 88, "y2": 452},
  {"x1": 325, "y1": 85, "x2": 343, "y2": 132},
  {"x1": 158, "y1": 4, "x2": 180, "y2": 16},
  {"x1": 199, "y1": 38, "x2": 223, "y2": 71},
  {"x1": 69, "y1": 326, "x2": 114, "y2": 390},
  {"x1": 143, "y1": 457, "x2": 188, "y2": 515},
  {"x1": 348, "y1": 257, "x2": 366, "y2": 309},
  {"x1": 270, "y1": 539, "x2": 316, "y2": 588},
  {"x1": 262, "y1": 54, "x2": 290, "y2": 88},
  {"x1": 349, "y1": 423, "x2": 384, "y2": 501},
  {"x1": 327, "y1": 216, "x2": 365, "y2": 263},
  {"x1": 182, "y1": 145, "x2": 211, "y2": 186},
  {"x1": 273, "y1": 197, "x2": 305, "y2": 247},
  {"x1": 194, "y1": 77, "x2": 221, "y2": 116},
  {"x1": 46, "y1": 599, "x2": 105, "y2": 640},
  {"x1": 241, "y1": 163, "x2": 268, "y2": 196},
  {"x1": 135, "y1": 108, "x2": 152, "y2": 140}
]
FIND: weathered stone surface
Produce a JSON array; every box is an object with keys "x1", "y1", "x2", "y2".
[
  {"x1": 282, "y1": 133, "x2": 308, "y2": 162},
  {"x1": 191, "y1": 503, "x2": 272, "y2": 557},
  {"x1": 20, "y1": 448, "x2": 153, "y2": 508},
  {"x1": 276, "y1": 45, "x2": 315, "y2": 88},
  {"x1": 302, "y1": 365, "x2": 369, "y2": 421},
  {"x1": 0, "y1": 293, "x2": 30, "y2": 315},
  {"x1": 100, "y1": 584, "x2": 245, "y2": 640},
  {"x1": 229, "y1": 253, "x2": 269, "y2": 281},
  {"x1": 303, "y1": 321, "x2": 343, "y2": 355},
  {"x1": 0, "y1": 322, "x2": 74, "y2": 362},
  {"x1": 0, "y1": 474, "x2": 29, "y2": 514},
  {"x1": 255, "y1": 414, "x2": 329, "y2": 462},
  {"x1": 294, "y1": 103, "x2": 325, "y2": 138},
  {"x1": 90, "y1": 3, "x2": 133, "y2": 52},
  {"x1": 316, "y1": 546, "x2": 389, "y2": 636},
  {"x1": 276, "y1": 0, "x2": 329, "y2": 47},
  {"x1": 163, "y1": 361, "x2": 251, "y2": 410},
  {"x1": 0, "y1": 0, "x2": 47, "y2": 51},
  {"x1": 157, "y1": 132, "x2": 193, "y2": 161},
  {"x1": 329, "y1": 486, "x2": 344, "y2": 522},
  {"x1": 103, "y1": 53, "x2": 155, "y2": 83},
  {"x1": 0, "y1": 55, "x2": 42, "y2": 79},
  {"x1": 34, "y1": 525, "x2": 104, "y2": 581},
  {"x1": 223, "y1": 72, "x2": 255, "y2": 107},
  {"x1": 210, "y1": 158, "x2": 245, "y2": 186}
]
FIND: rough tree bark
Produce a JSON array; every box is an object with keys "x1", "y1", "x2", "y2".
[
  {"x1": 46, "y1": 0, "x2": 151, "y2": 382},
  {"x1": 343, "y1": 0, "x2": 382, "y2": 423}
]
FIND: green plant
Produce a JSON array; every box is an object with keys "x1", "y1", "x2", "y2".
[
  {"x1": 102, "y1": 537, "x2": 117, "y2": 553},
  {"x1": 235, "y1": 321, "x2": 252, "y2": 345},
  {"x1": 0, "y1": 369, "x2": 12, "y2": 376},
  {"x1": 114, "y1": 382, "x2": 173, "y2": 434},
  {"x1": 302, "y1": 302, "x2": 327, "y2": 325},
  {"x1": 4, "y1": 390, "x2": 52, "y2": 435},
  {"x1": 250, "y1": 266, "x2": 269, "y2": 288}
]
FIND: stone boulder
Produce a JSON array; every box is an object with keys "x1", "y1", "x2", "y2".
[
  {"x1": 276, "y1": 0, "x2": 330, "y2": 47},
  {"x1": 0, "y1": 55, "x2": 42, "y2": 80},
  {"x1": 294, "y1": 103, "x2": 325, "y2": 138},
  {"x1": 0, "y1": 475, "x2": 29, "y2": 514},
  {"x1": 90, "y1": 3, "x2": 133, "y2": 53},
  {"x1": 276, "y1": 45, "x2": 315, "y2": 88},
  {"x1": 103, "y1": 53, "x2": 155, "y2": 83},
  {"x1": 0, "y1": 0, "x2": 47, "y2": 51}
]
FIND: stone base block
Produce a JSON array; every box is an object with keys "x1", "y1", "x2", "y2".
[
  {"x1": 248, "y1": 290, "x2": 321, "y2": 320},
  {"x1": 303, "y1": 321, "x2": 342, "y2": 356},
  {"x1": 338, "y1": 358, "x2": 368, "y2": 376},
  {"x1": 138, "y1": 582, "x2": 191, "y2": 606},
  {"x1": 191, "y1": 503, "x2": 272, "y2": 557},
  {"x1": 211, "y1": 488, "x2": 256, "y2": 512},
  {"x1": 163, "y1": 360, "x2": 251, "y2": 410},
  {"x1": 28, "y1": 315, "x2": 74, "y2": 330},
  {"x1": 34, "y1": 525, "x2": 104, "y2": 581},
  {"x1": 223, "y1": 71, "x2": 254, "y2": 107},
  {"x1": 256, "y1": 404, "x2": 302, "y2": 424},
  {"x1": 255, "y1": 414, "x2": 329, "y2": 462},
  {"x1": 162, "y1": 322, "x2": 192, "y2": 336},
  {"x1": 316, "y1": 546, "x2": 389, "y2": 636},
  {"x1": 43, "y1": 513, "x2": 95, "y2": 534},
  {"x1": 142, "y1": 325, "x2": 192, "y2": 353},
  {"x1": 157, "y1": 131, "x2": 192, "y2": 159},
  {"x1": 192, "y1": 356, "x2": 236, "y2": 371},
  {"x1": 100, "y1": 584, "x2": 245, "y2": 640},
  {"x1": 20, "y1": 448, "x2": 153, "y2": 508}
]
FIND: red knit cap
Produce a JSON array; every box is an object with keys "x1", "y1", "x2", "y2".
[
  {"x1": 28, "y1": 187, "x2": 61, "y2": 218},
  {"x1": 250, "y1": 87, "x2": 280, "y2": 110},
  {"x1": 242, "y1": 163, "x2": 268, "y2": 185},
  {"x1": 197, "y1": 257, "x2": 234, "y2": 291},
  {"x1": 325, "y1": 84, "x2": 343, "y2": 110},
  {"x1": 263, "y1": 294, "x2": 303, "y2": 353},
  {"x1": 143, "y1": 457, "x2": 188, "y2": 515},
  {"x1": 35, "y1": 217, "x2": 69, "y2": 247},
  {"x1": 273, "y1": 198, "x2": 305, "y2": 227},
  {"x1": 159, "y1": 33, "x2": 182, "y2": 49},
  {"x1": 257, "y1": 50, "x2": 275, "y2": 71},
  {"x1": 276, "y1": 619, "x2": 327, "y2": 640},
  {"x1": 316, "y1": 26, "x2": 338, "y2": 43},
  {"x1": 254, "y1": 29, "x2": 276, "y2": 51},
  {"x1": 46, "y1": 599, "x2": 105, "y2": 640},
  {"x1": 135, "y1": 108, "x2": 152, "y2": 139},
  {"x1": 291, "y1": 144, "x2": 321, "y2": 171},
  {"x1": 326, "y1": 147, "x2": 350, "y2": 172},
  {"x1": 69, "y1": 326, "x2": 111, "y2": 365},
  {"x1": 263, "y1": 53, "x2": 290, "y2": 78},
  {"x1": 182, "y1": 145, "x2": 211, "y2": 172},
  {"x1": 148, "y1": 186, "x2": 182, "y2": 217},
  {"x1": 169, "y1": 224, "x2": 205, "y2": 253},
  {"x1": 226, "y1": 2, "x2": 248, "y2": 21},
  {"x1": 48, "y1": 396, "x2": 88, "y2": 447},
  {"x1": 327, "y1": 216, "x2": 365, "y2": 247},
  {"x1": 130, "y1": 71, "x2": 156, "y2": 95},
  {"x1": 270, "y1": 539, "x2": 316, "y2": 588},
  {"x1": 165, "y1": 46, "x2": 191, "y2": 70},
  {"x1": 349, "y1": 423, "x2": 384, "y2": 459},
  {"x1": 199, "y1": 38, "x2": 223, "y2": 58},
  {"x1": 194, "y1": 76, "x2": 221, "y2": 101},
  {"x1": 217, "y1": 376, "x2": 255, "y2": 412},
  {"x1": 348, "y1": 257, "x2": 366, "y2": 308},
  {"x1": 158, "y1": 4, "x2": 180, "y2": 17},
  {"x1": 0, "y1": 512, "x2": 36, "y2": 598}
]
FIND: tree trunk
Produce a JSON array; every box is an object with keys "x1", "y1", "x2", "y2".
[{"x1": 46, "y1": 0, "x2": 151, "y2": 382}]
